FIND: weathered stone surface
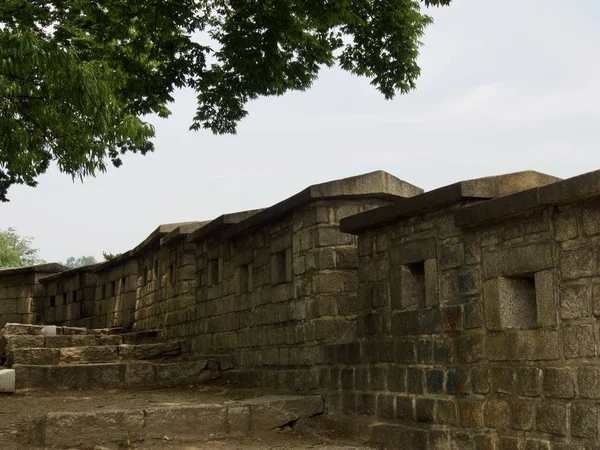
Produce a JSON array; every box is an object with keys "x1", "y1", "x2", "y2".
[
  {"x1": 59, "y1": 346, "x2": 119, "y2": 364},
  {"x1": 244, "y1": 395, "x2": 323, "y2": 431},
  {"x1": 10, "y1": 347, "x2": 60, "y2": 365},
  {"x1": 536, "y1": 402, "x2": 568, "y2": 436},
  {"x1": 44, "y1": 409, "x2": 145, "y2": 446},
  {"x1": 559, "y1": 285, "x2": 591, "y2": 319},
  {"x1": 145, "y1": 404, "x2": 227, "y2": 439},
  {"x1": 543, "y1": 368, "x2": 575, "y2": 399},
  {"x1": 564, "y1": 325, "x2": 597, "y2": 358},
  {"x1": 0, "y1": 368, "x2": 15, "y2": 393},
  {"x1": 134, "y1": 342, "x2": 181, "y2": 360},
  {"x1": 484, "y1": 277, "x2": 537, "y2": 331},
  {"x1": 482, "y1": 243, "x2": 553, "y2": 279}
]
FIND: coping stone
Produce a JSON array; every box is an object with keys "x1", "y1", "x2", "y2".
[
  {"x1": 223, "y1": 171, "x2": 422, "y2": 240},
  {"x1": 455, "y1": 169, "x2": 600, "y2": 227},
  {"x1": 341, "y1": 171, "x2": 559, "y2": 235}
]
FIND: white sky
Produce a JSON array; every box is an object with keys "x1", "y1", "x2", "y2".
[{"x1": 2, "y1": 0, "x2": 600, "y2": 263}]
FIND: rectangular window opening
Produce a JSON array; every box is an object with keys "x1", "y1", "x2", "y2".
[
  {"x1": 399, "y1": 261, "x2": 426, "y2": 309},
  {"x1": 72, "y1": 291, "x2": 77, "y2": 303},
  {"x1": 62, "y1": 293, "x2": 67, "y2": 305},
  {"x1": 236, "y1": 263, "x2": 253, "y2": 294},
  {"x1": 121, "y1": 277, "x2": 126, "y2": 293},
  {"x1": 102, "y1": 284, "x2": 106, "y2": 299},
  {"x1": 154, "y1": 260, "x2": 159, "y2": 279},
  {"x1": 497, "y1": 274, "x2": 537, "y2": 329},
  {"x1": 50, "y1": 296, "x2": 56, "y2": 307},
  {"x1": 208, "y1": 259, "x2": 220, "y2": 286},
  {"x1": 169, "y1": 264, "x2": 175, "y2": 285},
  {"x1": 271, "y1": 250, "x2": 288, "y2": 285},
  {"x1": 111, "y1": 281, "x2": 116, "y2": 297}
]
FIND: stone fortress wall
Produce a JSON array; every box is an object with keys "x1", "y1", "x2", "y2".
[{"x1": 3, "y1": 169, "x2": 600, "y2": 449}]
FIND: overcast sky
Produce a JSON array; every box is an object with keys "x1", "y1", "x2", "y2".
[{"x1": 2, "y1": 0, "x2": 599, "y2": 263}]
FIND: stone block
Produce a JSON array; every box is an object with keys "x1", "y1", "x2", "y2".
[
  {"x1": 471, "y1": 367, "x2": 490, "y2": 394},
  {"x1": 60, "y1": 346, "x2": 118, "y2": 364},
  {"x1": 442, "y1": 305, "x2": 463, "y2": 332},
  {"x1": 10, "y1": 348, "x2": 60, "y2": 365},
  {"x1": 407, "y1": 367, "x2": 424, "y2": 394},
  {"x1": 482, "y1": 243, "x2": 553, "y2": 280},
  {"x1": 536, "y1": 401, "x2": 568, "y2": 436},
  {"x1": 396, "y1": 395, "x2": 413, "y2": 420},
  {"x1": 243, "y1": 395, "x2": 323, "y2": 431},
  {"x1": 512, "y1": 400, "x2": 534, "y2": 431},
  {"x1": 564, "y1": 324, "x2": 597, "y2": 358},
  {"x1": 534, "y1": 270, "x2": 557, "y2": 327},
  {"x1": 416, "y1": 398, "x2": 435, "y2": 423},
  {"x1": 389, "y1": 238, "x2": 436, "y2": 266},
  {"x1": 145, "y1": 404, "x2": 227, "y2": 439},
  {"x1": 484, "y1": 399, "x2": 509, "y2": 429},
  {"x1": 124, "y1": 361, "x2": 156, "y2": 387},
  {"x1": 426, "y1": 369, "x2": 444, "y2": 394},
  {"x1": 560, "y1": 246, "x2": 596, "y2": 280},
  {"x1": 491, "y1": 367, "x2": 514, "y2": 394},
  {"x1": 0, "y1": 368, "x2": 15, "y2": 393},
  {"x1": 447, "y1": 368, "x2": 470, "y2": 395},
  {"x1": 543, "y1": 368, "x2": 575, "y2": 398},
  {"x1": 577, "y1": 366, "x2": 600, "y2": 399},
  {"x1": 560, "y1": 285, "x2": 591, "y2": 319},
  {"x1": 517, "y1": 368, "x2": 541, "y2": 397},
  {"x1": 41, "y1": 325, "x2": 57, "y2": 336},
  {"x1": 436, "y1": 399, "x2": 458, "y2": 426},
  {"x1": 377, "y1": 394, "x2": 395, "y2": 419},
  {"x1": 387, "y1": 366, "x2": 406, "y2": 392},
  {"x1": 44, "y1": 409, "x2": 145, "y2": 447},
  {"x1": 0, "y1": 299, "x2": 18, "y2": 315},
  {"x1": 457, "y1": 334, "x2": 484, "y2": 363},
  {"x1": 356, "y1": 393, "x2": 376, "y2": 416},
  {"x1": 571, "y1": 403, "x2": 599, "y2": 438},
  {"x1": 439, "y1": 242, "x2": 464, "y2": 269},
  {"x1": 554, "y1": 211, "x2": 578, "y2": 241},
  {"x1": 458, "y1": 399, "x2": 484, "y2": 428}
]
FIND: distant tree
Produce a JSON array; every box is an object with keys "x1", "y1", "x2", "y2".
[
  {"x1": 0, "y1": 227, "x2": 38, "y2": 267},
  {"x1": 1, "y1": 0, "x2": 452, "y2": 201},
  {"x1": 102, "y1": 251, "x2": 122, "y2": 261},
  {"x1": 63, "y1": 255, "x2": 97, "y2": 269}
]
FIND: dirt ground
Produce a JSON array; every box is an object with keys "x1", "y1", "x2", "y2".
[{"x1": 0, "y1": 385, "x2": 373, "y2": 450}]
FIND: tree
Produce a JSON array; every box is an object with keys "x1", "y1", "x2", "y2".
[
  {"x1": 102, "y1": 251, "x2": 122, "y2": 261},
  {"x1": 1, "y1": 0, "x2": 451, "y2": 201},
  {"x1": 0, "y1": 227, "x2": 38, "y2": 267},
  {"x1": 63, "y1": 255, "x2": 97, "y2": 269}
]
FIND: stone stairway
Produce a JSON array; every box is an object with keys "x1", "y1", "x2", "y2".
[{"x1": 0, "y1": 323, "x2": 219, "y2": 390}]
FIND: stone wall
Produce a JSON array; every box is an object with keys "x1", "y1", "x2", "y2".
[
  {"x1": 93, "y1": 258, "x2": 138, "y2": 329},
  {"x1": 39, "y1": 266, "x2": 98, "y2": 327},
  {"x1": 0, "y1": 264, "x2": 66, "y2": 327},
  {"x1": 159, "y1": 171, "x2": 421, "y2": 390},
  {"x1": 330, "y1": 170, "x2": 600, "y2": 449}
]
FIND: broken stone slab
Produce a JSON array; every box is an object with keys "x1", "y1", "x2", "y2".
[
  {"x1": 241, "y1": 395, "x2": 324, "y2": 431},
  {"x1": 133, "y1": 342, "x2": 181, "y2": 360},
  {"x1": 42, "y1": 395, "x2": 324, "y2": 446},
  {"x1": 0, "y1": 368, "x2": 15, "y2": 393}
]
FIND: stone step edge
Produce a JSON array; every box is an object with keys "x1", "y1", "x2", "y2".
[
  {"x1": 7, "y1": 342, "x2": 186, "y2": 366},
  {"x1": 42, "y1": 395, "x2": 324, "y2": 447},
  {"x1": 1, "y1": 323, "x2": 87, "y2": 336},
  {"x1": 13, "y1": 359, "x2": 220, "y2": 389}
]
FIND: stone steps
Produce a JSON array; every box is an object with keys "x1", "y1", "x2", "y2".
[
  {"x1": 14, "y1": 359, "x2": 219, "y2": 389},
  {"x1": 41, "y1": 395, "x2": 324, "y2": 447},
  {"x1": 7, "y1": 341, "x2": 184, "y2": 365}
]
